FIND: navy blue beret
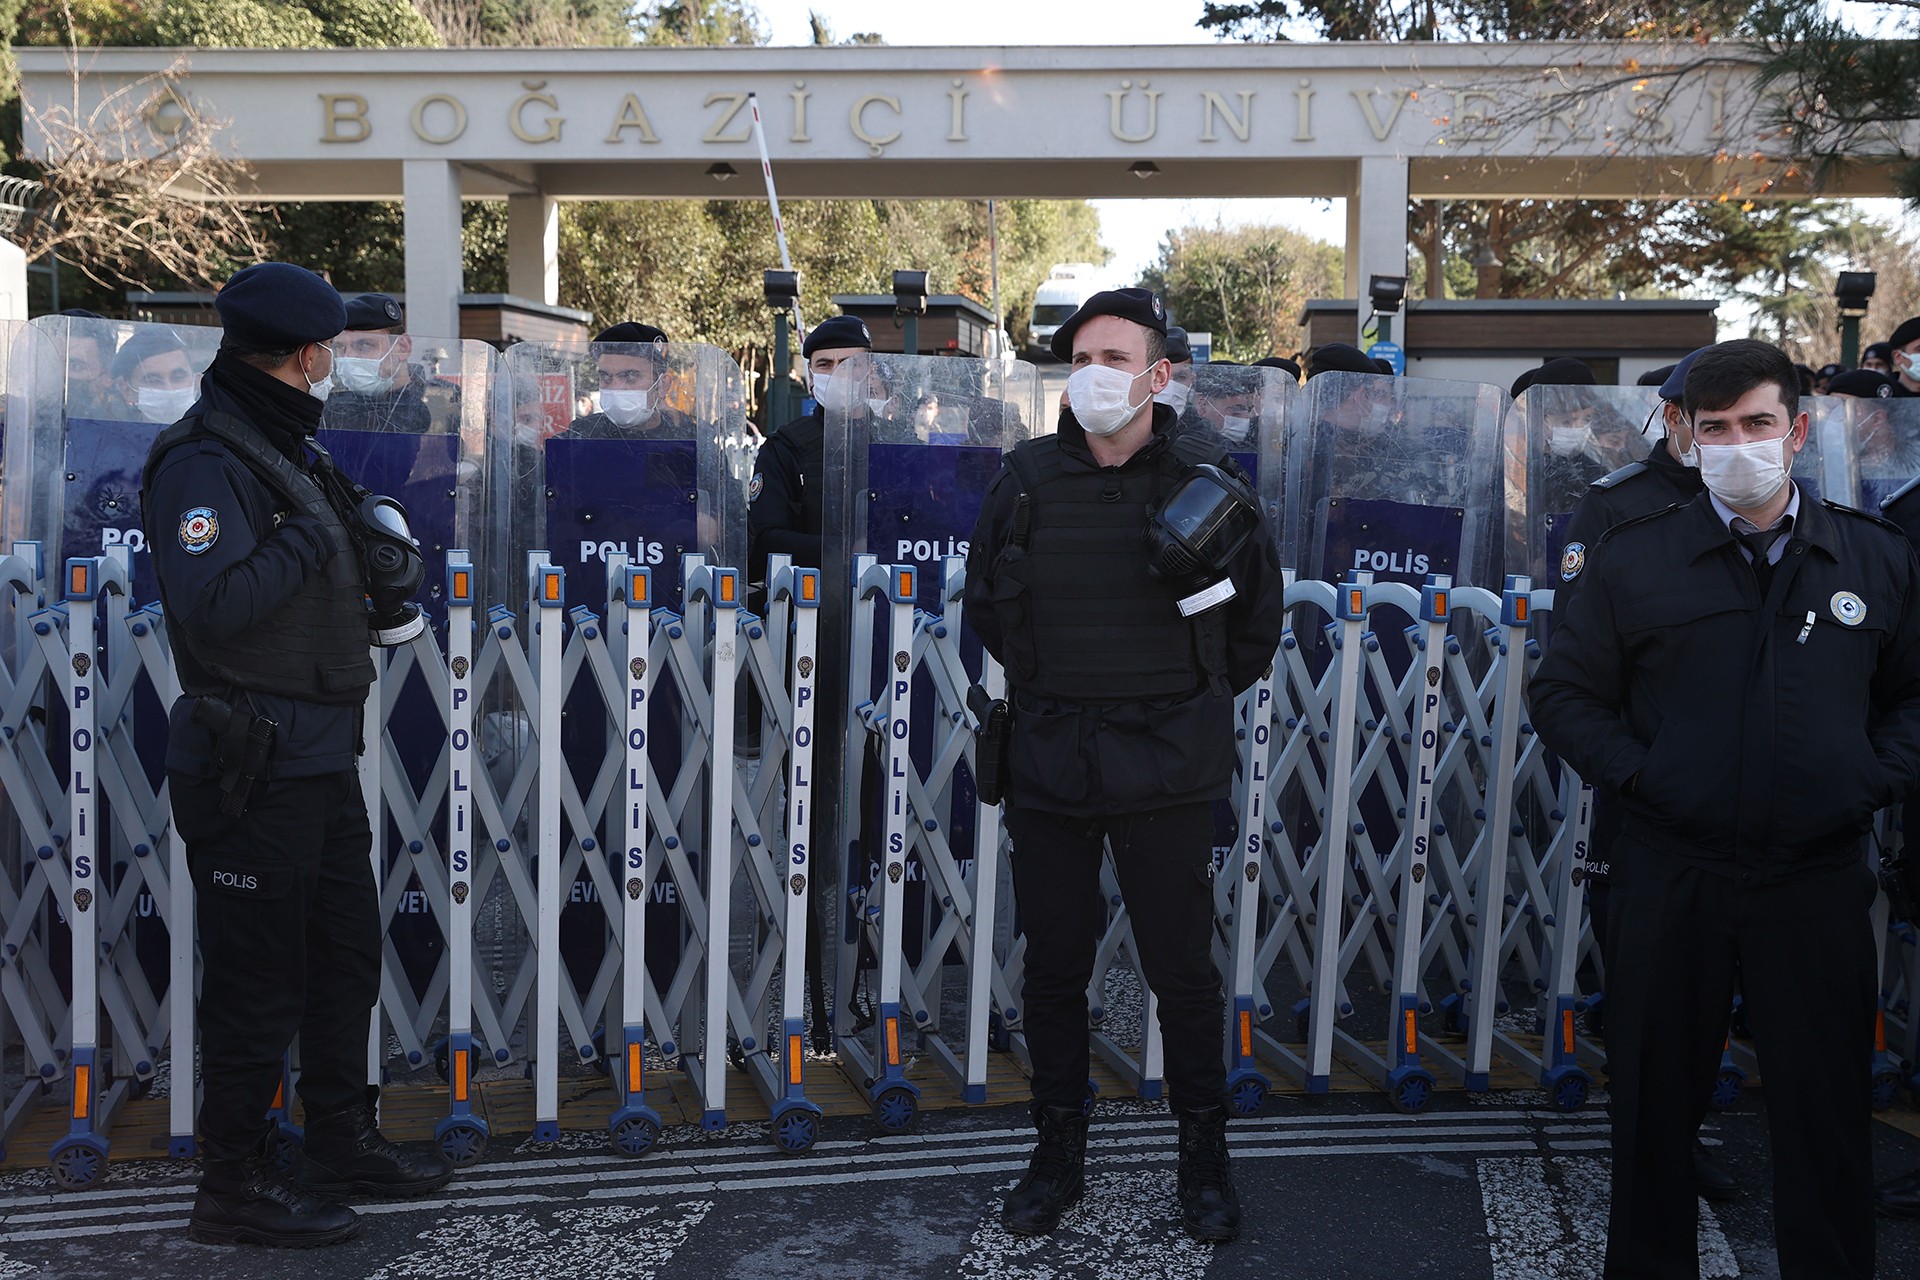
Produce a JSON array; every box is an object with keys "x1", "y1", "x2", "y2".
[
  {"x1": 1513, "y1": 357, "x2": 1596, "y2": 398},
  {"x1": 803, "y1": 315, "x2": 872, "y2": 358},
  {"x1": 1050, "y1": 288, "x2": 1167, "y2": 362},
  {"x1": 1659, "y1": 346, "x2": 1715, "y2": 401},
  {"x1": 1828, "y1": 369, "x2": 1898, "y2": 398},
  {"x1": 1164, "y1": 326, "x2": 1192, "y2": 363},
  {"x1": 595, "y1": 322, "x2": 669, "y2": 346},
  {"x1": 1864, "y1": 342, "x2": 1893, "y2": 364},
  {"x1": 343, "y1": 293, "x2": 405, "y2": 331},
  {"x1": 215, "y1": 263, "x2": 347, "y2": 351},
  {"x1": 1307, "y1": 343, "x2": 1380, "y2": 378},
  {"x1": 1636, "y1": 363, "x2": 1675, "y2": 387},
  {"x1": 111, "y1": 327, "x2": 188, "y2": 381},
  {"x1": 1891, "y1": 317, "x2": 1920, "y2": 351}
]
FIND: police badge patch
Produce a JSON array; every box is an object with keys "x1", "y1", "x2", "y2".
[
  {"x1": 178, "y1": 507, "x2": 219, "y2": 555},
  {"x1": 1831, "y1": 590, "x2": 1867, "y2": 626},
  {"x1": 747, "y1": 474, "x2": 764, "y2": 504},
  {"x1": 1559, "y1": 541, "x2": 1586, "y2": 582}
]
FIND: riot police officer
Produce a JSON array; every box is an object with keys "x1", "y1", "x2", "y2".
[
  {"x1": 1532, "y1": 339, "x2": 1920, "y2": 1280},
  {"x1": 965, "y1": 288, "x2": 1286, "y2": 1243},
  {"x1": 562, "y1": 322, "x2": 698, "y2": 438},
  {"x1": 747, "y1": 313, "x2": 873, "y2": 572},
  {"x1": 1887, "y1": 317, "x2": 1920, "y2": 397},
  {"x1": 323, "y1": 293, "x2": 448, "y2": 434},
  {"x1": 142, "y1": 263, "x2": 451, "y2": 1248},
  {"x1": 1153, "y1": 325, "x2": 1195, "y2": 416},
  {"x1": 113, "y1": 327, "x2": 199, "y2": 424}
]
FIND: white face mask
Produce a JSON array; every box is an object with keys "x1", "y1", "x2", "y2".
[
  {"x1": 303, "y1": 345, "x2": 333, "y2": 403},
  {"x1": 1220, "y1": 414, "x2": 1253, "y2": 445},
  {"x1": 1154, "y1": 381, "x2": 1192, "y2": 413},
  {"x1": 1066, "y1": 363, "x2": 1154, "y2": 437},
  {"x1": 812, "y1": 370, "x2": 855, "y2": 414},
  {"x1": 1696, "y1": 433, "x2": 1793, "y2": 511},
  {"x1": 599, "y1": 388, "x2": 654, "y2": 427},
  {"x1": 136, "y1": 384, "x2": 197, "y2": 423},
  {"x1": 1547, "y1": 424, "x2": 1588, "y2": 457},
  {"x1": 333, "y1": 354, "x2": 395, "y2": 396},
  {"x1": 865, "y1": 397, "x2": 890, "y2": 418}
]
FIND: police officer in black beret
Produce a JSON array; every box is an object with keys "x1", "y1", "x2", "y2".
[
  {"x1": 558, "y1": 322, "x2": 698, "y2": 439},
  {"x1": 142, "y1": 263, "x2": 452, "y2": 1248},
  {"x1": 322, "y1": 293, "x2": 451, "y2": 435},
  {"x1": 966, "y1": 287, "x2": 1286, "y2": 1243},
  {"x1": 1306, "y1": 342, "x2": 1380, "y2": 379},
  {"x1": 1153, "y1": 325, "x2": 1196, "y2": 417},
  {"x1": 1886, "y1": 317, "x2": 1920, "y2": 397},
  {"x1": 1532, "y1": 339, "x2": 1920, "y2": 1279},
  {"x1": 747, "y1": 313, "x2": 873, "y2": 572}
]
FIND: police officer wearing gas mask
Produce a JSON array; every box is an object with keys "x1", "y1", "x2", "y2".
[
  {"x1": 1532, "y1": 339, "x2": 1920, "y2": 1280},
  {"x1": 748, "y1": 313, "x2": 873, "y2": 573},
  {"x1": 965, "y1": 288, "x2": 1286, "y2": 1244},
  {"x1": 142, "y1": 263, "x2": 451, "y2": 1249}
]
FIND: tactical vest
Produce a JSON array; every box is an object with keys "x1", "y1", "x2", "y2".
[
  {"x1": 142, "y1": 412, "x2": 376, "y2": 706},
  {"x1": 990, "y1": 431, "x2": 1231, "y2": 702}
]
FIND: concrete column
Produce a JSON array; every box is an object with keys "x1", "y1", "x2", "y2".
[
  {"x1": 1345, "y1": 156, "x2": 1411, "y2": 343},
  {"x1": 507, "y1": 193, "x2": 560, "y2": 306},
  {"x1": 402, "y1": 159, "x2": 462, "y2": 339}
]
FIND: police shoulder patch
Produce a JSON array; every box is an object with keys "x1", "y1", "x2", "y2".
[
  {"x1": 178, "y1": 506, "x2": 219, "y2": 555},
  {"x1": 1559, "y1": 541, "x2": 1586, "y2": 582},
  {"x1": 747, "y1": 473, "x2": 764, "y2": 504}
]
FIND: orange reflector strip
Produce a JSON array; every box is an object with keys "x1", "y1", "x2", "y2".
[
  {"x1": 719, "y1": 573, "x2": 736, "y2": 604},
  {"x1": 897, "y1": 571, "x2": 913, "y2": 598},
  {"x1": 73, "y1": 1066, "x2": 89, "y2": 1120},
  {"x1": 800, "y1": 573, "x2": 817, "y2": 602},
  {"x1": 453, "y1": 1049, "x2": 469, "y2": 1103},
  {"x1": 452, "y1": 569, "x2": 470, "y2": 600},
  {"x1": 1877, "y1": 1010, "x2": 1888, "y2": 1053},
  {"x1": 634, "y1": 575, "x2": 649, "y2": 603},
  {"x1": 788, "y1": 1035, "x2": 804, "y2": 1087},
  {"x1": 1432, "y1": 591, "x2": 1448, "y2": 616},
  {"x1": 1562, "y1": 1010, "x2": 1576, "y2": 1055},
  {"x1": 886, "y1": 1017, "x2": 900, "y2": 1067},
  {"x1": 628, "y1": 1043, "x2": 644, "y2": 1095},
  {"x1": 272, "y1": 1077, "x2": 286, "y2": 1111},
  {"x1": 1348, "y1": 589, "x2": 1364, "y2": 613},
  {"x1": 544, "y1": 572, "x2": 562, "y2": 602},
  {"x1": 69, "y1": 564, "x2": 88, "y2": 597},
  {"x1": 1515, "y1": 598, "x2": 1530, "y2": 622},
  {"x1": 1238, "y1": 1011, "x2": 1253, "y2": 1060},
  {"x1": 1404, "y1": 1009, "x2": 1419, "y2": 1056}
]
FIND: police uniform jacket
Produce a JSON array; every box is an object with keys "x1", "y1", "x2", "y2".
[
  {"x1": 144, "y1": 353, "x2": 366, "y2": 780},
  {"x1": 748, "y1": 407, "x2": 825, "y2": 571},
  {"x1": 321, "y1": 366, "x2": 438, "y2": 435},
  {"x1": 1554, "y1": 437, "x2": 1703, "y2": 602},
  {"x1": 964, "y1": 403, "x2": 1287, "y2": 817},
  {"x1": 1530, "y1": 483, "x2": 1920, "y2": 877}
]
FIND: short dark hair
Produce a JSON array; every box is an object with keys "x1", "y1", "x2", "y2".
[
  {"x1": 1142, "y1": 327, "x2": 1167, "y2": 368},
  {"x1": 1682, "y1": 339, "x2": 1800, "y2": 421}
]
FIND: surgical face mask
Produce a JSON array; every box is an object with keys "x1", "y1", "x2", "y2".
[
  {"x1": 812, "y1": 370, "x2": 855, "y2": 414},
  {"x1": 1154, "y1": 381, "x2": 1192, "y2": 413},
  {"x1": 1547, "y1": 424, "x2": 1588, "y2": 457},
  {"x1": 303, "y1": 346, "x2": 333, "y2": 403},
  {"x1": 333, "y1": 355, "x2": 394, "y2": 396},
  {"x1": 1696, "y1": 433, "x2": 1792, "y2": 510},
  {"x1": 136, "y1": 384, "x2": 197, "y2": 423},
  {"x1": 599, "y1": 388, "x2": 655, "y2": 427},
  {"x1": 1066, "y1": 363, "x2": 1154, "y2": 437},
  {"x1": 1220, "y1": 414, "x2": 1253, "y2": 445},
  {"x1": 865, "y1": 397, "x2": 890, "y2": 418}
]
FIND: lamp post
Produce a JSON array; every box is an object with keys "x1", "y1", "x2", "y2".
[
  {"x1": 893, "y1": 270, "x2": 929, "y2": 357},
  {"x1": 1835, "y1": 270, "x2": 1876, "y2": 370},
  {"x1": 764, "y1": 269, "x2": 800, "y2": 427},
  {"x1": 1368, "y1": 273, "x2": 1408, "y2": 345}
]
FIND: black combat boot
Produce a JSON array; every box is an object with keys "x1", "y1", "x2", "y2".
[
  {"x1": 293, "y1": 1089, "x2": 455, "y2": 1199},
  {"x1": 1176, "y1": 1105, "x2": 1240, "y2": 1242},
  {"x1": 1001, "y1": 1102, "x2": 1088, "y2": 1235},
  {"x1": 189, "y1": 1153, "x2": 361, "y2": 1247}
]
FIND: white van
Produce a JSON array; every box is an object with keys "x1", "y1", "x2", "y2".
[{"x1": 1027, "y1": 263, "x2": 1116, "y2": 361}]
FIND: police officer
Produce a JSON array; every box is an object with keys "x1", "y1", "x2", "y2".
[
  {"x1": 323, "y1": 293, "x2": 446, "y2": 434},
  {"x1": 1886, "y1": 317, "x2": 1920, "y2": 397},
  {"x1": 1152, "y1": 325, "x2": 1195, "y2": 416},
  {"x1": 562, "y1": 322, "x2": 697, "y2": 438},
  {"x1": 142, "y1": 263, "x2": 452, "y2": 1248},
  {"x1": 113, "y1": 327, "x2": 199, "y2": 424},
  {"x1": 1531, "y1": 339, "x2": 1920, "y2": 1280},
  {"x1": 747, "y1": 313, "x2": 872, "y2": 572},
  {"x1": 965, "y1": 288, "x2": 1286, "y2": 1243}
]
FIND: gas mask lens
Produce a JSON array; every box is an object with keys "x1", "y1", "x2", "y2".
[
  {"x1": 1145, "y1": 464, "x2": 1260, "y2": 615},
  {"x1": 358, "y1": 494, "x2": 427, "y2": 645}
]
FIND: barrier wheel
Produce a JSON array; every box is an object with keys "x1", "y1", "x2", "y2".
[
  {"x1": 1550, "y1": 1072, "x2": 1590, "y2": 1112},
  {"x1": 773, "y1": 1109, "x2": 819, "y2": 1154},
  {"x1": 1389, "y1": 1073, "x2": 1433, "y2": 1115},
  {"x1": 1228, "y1": 1076, "x2": 1267, "y2": 1116},
  {"x1": 1871, "y1": 1066, "x2": 1903, "y2": 1111},
  {"x1": 874, "y1": 1086, "x2": 917, "y2": 1133},
  {"x1": 438, "y1": 1122, "x2": 488, "y2": 1168},
  {"x1": 431, "y1": 1039, "x2": 451, "y2": 1084},
  {"x1": 50, "y1": 1142, "x2": 105, "y2": 1191},
  {"x1": 1710, "y1": 1069, "x2": 1743, "y2": 1110},
  {"x1": 610, "y1": 1114, "x2": 661, "y2": 1158}
]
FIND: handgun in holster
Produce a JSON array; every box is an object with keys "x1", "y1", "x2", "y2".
[
  {"x1": 966, "y1": 684, "x2": 1012, "y2": 807},
  {"x1": 191, "y1": 694, "x2": 278, "y2": 818}
]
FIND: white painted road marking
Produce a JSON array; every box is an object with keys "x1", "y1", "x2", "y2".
[{"x1": 1479, "y1": 1155, "x2": 1739, "y2": 1280}]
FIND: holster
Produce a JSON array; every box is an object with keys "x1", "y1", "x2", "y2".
[
  {"x1": 191, "y1": 694, "x2": 278, "y2": 818},
  {"x1": 967, "y1": 684, "x2": 1012, "y2": 807}
]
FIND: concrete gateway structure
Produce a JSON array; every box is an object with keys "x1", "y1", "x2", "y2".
[{"x1": 12, "y1": 41, "x2": 1897, "y2": 338}]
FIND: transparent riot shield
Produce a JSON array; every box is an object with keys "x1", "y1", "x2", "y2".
[
  {"x1": 1814, "y1": 391, "x2": 1920, "y2": 511},
  {"x1": 497, "y1": 340, "x2": 751, "y2": 1139},
  {"x1": 819, "y1": 353, "x2": 1036, "y2": 1121},
  {"x1": 1511, "y1": 382, "x2": 1665, "y2": 586},
  {"x1": 1186, "y1": 361, "x2": 1296, "y2": 492}
]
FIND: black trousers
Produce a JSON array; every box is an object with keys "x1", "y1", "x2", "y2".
[
  {"x1": 1004, "y1": 802, "x2": 1224, "y2": 1113},
  {"x1": 170, "y1": 770, "x2": 382, "y2": 1165},
  {"x1": 1603, "y1": 834, "x2": 1878, "y2": 1280}
]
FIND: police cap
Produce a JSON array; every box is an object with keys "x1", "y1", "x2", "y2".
[
  {"x1": 1165, "y1": 326, "x2": 1193, "y2": 363},
  {"x1": 215, "y1": 263, "x2": 347, "y2": 353},
  {"x1": 1637, "y1": 364, "x2": 1675, "y2": 388},
  {"x1": 595, "y1": 322, "x2": 669, "y2": 346},
  {"x1": 1511, "y1": 357, "x2": 1596, "y2": 398},
  {"x1": 1890, "y1": 317, "x2": 1920, "y2": 350},
  {"x1": 802, "y1": 315, "x2": 872, "y2": 358},
  {"x1": 1864, "y1": 342, "x2": 1894, "y2": 365},
  {"x1": 111, "y1": 326, "x2": 187, "y2": 381},
  {"x1": 1658, "y1": 346, "x2": 1715, "y2": 402},
  {"x1": 1827, "y1": 369, "x2": 1898, "y2": 398},
  {"x1": 342, "y1": 293, "x2": 405, "y2": 331},
  {"x1": 1307, "y1": 343, "x2": 1380, "y2": 378},
  {"x1": 1252, "y1": 355, "x2": 1302, "y2": 382},
  {"x1": 1817, "y1": 362, "x2": 1847, "y2": 380},
  {"x1": 1049, "y1": 287, "x2": 1168, "y2": 362}
]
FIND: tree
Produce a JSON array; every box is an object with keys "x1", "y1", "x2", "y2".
[
  {"x1": 412, "y1": 0, "x2": 635, "y2": 45},
  {"x1": 1141, "y1": 222, "x2": 1342, "y2": 361},
  {"x1": 633, "y1": 0, "x2": 765, "y2": 46},
  {"x1": 1197, "y1": 1, "x2": 1747, "y2": 42}
]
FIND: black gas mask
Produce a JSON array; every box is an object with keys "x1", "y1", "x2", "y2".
[
  {"x1": 357, "y1": 494, "x2": 426, "y2": 645},
  {"x1": 1146, "y1": 463, "x2": 1260, "y2": 615}
]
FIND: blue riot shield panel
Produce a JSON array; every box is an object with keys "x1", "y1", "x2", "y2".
[
  {"x1": 1811, "y1": 391, "x2": 1920, "y2": 511},
  {"x1": 1289, "y1": 370, "x2": 1505, "y2": 589},
  {"x1": 1511, "y1": 382, "x2": 1664, "y2": 586}
]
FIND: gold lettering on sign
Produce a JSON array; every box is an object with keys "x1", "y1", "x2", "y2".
[
  {"x1": 320, "y1": 93, "x2": 370, "y2": 144},
  {"x1": 790, "y1": 82, "x2": 811, "y2": 144},
  {"x1": 1705, "y1": 80, "x2": 1728, "y2": 142},
  {"x1": 605, "y1": 93, "x2": 659, "y2": 144},
  {"x1": 1629, "y1": 102, "x2": 1674, "y2": 145},
  {"x1": 1107, "y1": 80, "x2": 1160, "y2": 143},
  {"x1": 850, "y1": 94, "x2": 902, "y2": 157},
  {"x1": 1352, "y1": 88, "x2": 1412, "y2": 142},
  {"x1": 948, "y1": 80, "x2": 969, "y2": 142},
  {"x1": 411, "y1": 94, "x2": 468, "y2": 145},
  {"x1": 510, "y1": 81, "x2": 564, "y2": 144},
  {"x1": 703, "y1": 92, "x2": 753, "y2": 144},
  {"x1": 1294, "y1": 79, "x2": 1315, "y2": 142},
  {"x1": 1200, "y1": 90, "x2": 1253, "y2": 143},
  {"x1": 1535, "y1": 90, "x2": 1594, "y2": 143},
  {"x1": 1452, "y1": 90, "x2": 1499, "y2": 142}
]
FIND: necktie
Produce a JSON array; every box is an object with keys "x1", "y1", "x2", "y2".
[{"x1": 1736, "y1": 527, "x2": 1783, "y2": 597}]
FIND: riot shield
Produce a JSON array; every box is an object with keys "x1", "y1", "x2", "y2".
[
  {"x1": 1812, "y1": 391, "x2": 1920, "y2": 511},
  {"x1": 1511, "y1": 382, "x2": 1664, "y2": 586},
  {"x1": 1186, "y1": 360, "x2": 1296, "y2": 491},
  {"x1": 1289, "y1": 370, "x2": 1506, "y2": 589}
]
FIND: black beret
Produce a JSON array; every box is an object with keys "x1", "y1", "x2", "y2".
[
  {"x1": 1307, "y1": 343, "x2": 1380, "y2": 378},
  {"x1": 1513, "y1": 357, "x2": 1596, "y2": 397},
  {"x1": 1636, "y1": 363, "x2": 1676, "y2": 388},
  {"x1": 1659, "y1": 346, "x2": 1715, "y2": 401},
  {"x1": 343, "y1": 293, "x2": 405, "y2": 331},
  {"x1": 1828, "y1": 369, "x2": 1898, "y2": 398},
  {"x1": 1164, "y1": 326, "x2": 1193, "y2": 363},
  {"x1": 1049, "y1": 287, "x2": 1168, "y2": 362},
  {"x1": 215, "y1": 262, "x2": 347, "y2": 352},
  {"x1": 594, "y1": 322, "x2": 669, "y2": 346},
  {"x1": 1817, "y1": 363, "x2": 1847, "y2": 379},
  {"x1": 1373, "y1": 357, "x2": 1396, "y2": 376},
  {"x1": 1252, "y1": 356, "x2": 1302, "y2": 381},
  {"x1": 1890, "y1": 317, "x2": 1920, "y2": 350},
  {"x1": 111, "y1": 327, "x2": 188, "y2": 381},
  {"x1": 1864, "y1": 342, "x2": 1893, "y2": 364},
  {"x1": 802, "y1": 315, "x2": 872, "y2": 358}
]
